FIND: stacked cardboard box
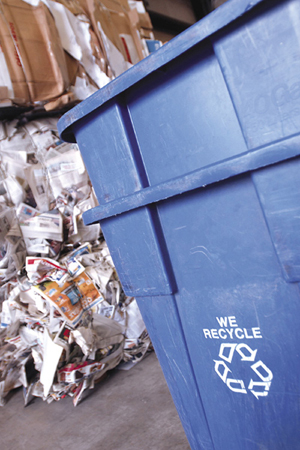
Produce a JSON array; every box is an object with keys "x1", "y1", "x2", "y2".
[
  {"x1": 0, "y1": 0, "x2": 69, "y2": 105},
  {"x1": 0, "y1": 0, "x2": 158, "y2": 110}
]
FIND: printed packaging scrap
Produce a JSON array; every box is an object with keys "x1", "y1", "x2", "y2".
[{"x1": 0, "y1": 117, "x2": 152, "y2": 407}]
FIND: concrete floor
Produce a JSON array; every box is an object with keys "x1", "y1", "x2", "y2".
[{"x1": 0, "y1": 352, "x2": 190, "y2": 450}]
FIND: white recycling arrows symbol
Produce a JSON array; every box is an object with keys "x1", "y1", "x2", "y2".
[
  {"x1": 214, "y1": 343, "x2": 273, "y2": 399},
  {"x1": 236, "y1": 344, "x2": 257, "y2": 362}
]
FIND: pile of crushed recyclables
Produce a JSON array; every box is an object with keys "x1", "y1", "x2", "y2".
[{"x1": 0, "y1": 117, "x2": 152, "y2": 407}]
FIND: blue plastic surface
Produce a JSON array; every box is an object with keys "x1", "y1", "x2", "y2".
[{"x1": 58, "y1": 0, "x2": 300, "y2": 448}]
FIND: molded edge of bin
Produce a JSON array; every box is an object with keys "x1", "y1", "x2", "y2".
[
  {"x1": 57, "y1": 0, "x2": 265, "y2": 143},
  {"x1": 82, "y1": 136, "x2": 300, "y2": 225}
]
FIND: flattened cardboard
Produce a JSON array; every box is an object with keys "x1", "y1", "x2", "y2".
[{"x1": 0, "y1": 0, "x2": 69, "y2": 104}]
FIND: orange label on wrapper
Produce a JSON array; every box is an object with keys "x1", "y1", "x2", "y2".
[{"x1": 33, "y1": 272, "x2": 103, "y2": 327}]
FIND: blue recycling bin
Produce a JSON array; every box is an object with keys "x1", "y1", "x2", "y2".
[{"x1": 58, "y1": 0, "x2": 300, "y2": 448}]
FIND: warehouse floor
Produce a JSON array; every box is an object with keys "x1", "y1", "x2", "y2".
[{"x1": 0, "y1": 352, "x2": 190, "y2": 450}]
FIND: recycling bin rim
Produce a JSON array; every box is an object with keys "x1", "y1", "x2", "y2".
[{"x1": 57, "y1": 0, "x2": 265, "y2": 144}]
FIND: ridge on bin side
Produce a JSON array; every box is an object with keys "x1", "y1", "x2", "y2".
[
  {"x1": 82, "y1": 135, "x2": 300, "y2": 224},
  {"x1": 57, "y1": 0, "x2": 264, "y2": 143}
]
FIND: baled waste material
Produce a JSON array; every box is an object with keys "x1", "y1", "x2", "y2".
[
  {"x1": 0, "y1": 117, "x2": 151, "y2": 407},
  {"x1": 0, "y1": 0, "x2": 160, "y2": 110}
]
